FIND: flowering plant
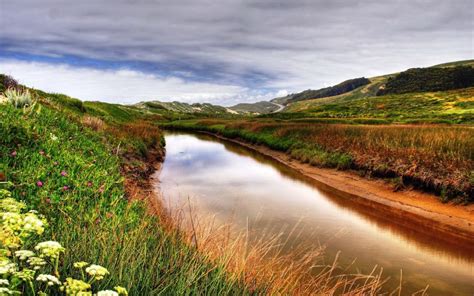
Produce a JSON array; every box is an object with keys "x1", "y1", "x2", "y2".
[{"x1": 0, "y1": 189, "x2": 127, "y2": 295}]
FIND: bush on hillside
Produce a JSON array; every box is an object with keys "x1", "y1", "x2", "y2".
[
  {"x1": 287, "y1": 77, "x2": 371, "y2": 103},
  {"x1": 0, "y1": 74, "x2": 21, "y2": 93},
  {"x1": 377, "y1": 66, "x2": 474, "y2": 95}
]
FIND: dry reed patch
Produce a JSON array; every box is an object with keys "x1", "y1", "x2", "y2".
[{"x1": 163, "y1": 202, "x2": 396, "y2": 295}]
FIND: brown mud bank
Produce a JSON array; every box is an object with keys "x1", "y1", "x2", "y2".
[{"x1": 193, "y1": 131, "x2": 474, "y2": 245}]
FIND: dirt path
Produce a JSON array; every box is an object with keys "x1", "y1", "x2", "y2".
[{"x1": 199, "y1": 131, "x2": 474, "y2": 243}]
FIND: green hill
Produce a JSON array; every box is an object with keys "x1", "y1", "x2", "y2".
[
  {"x1": 282, "y1": 60, "x2": 474, "y2": 123},
  {"x1": 229, "y1": 101, "x2": 280, "y2": 114}
]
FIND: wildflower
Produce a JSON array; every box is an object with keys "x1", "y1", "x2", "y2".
[
  {"x1": 97, "y1": 290, "x2": 118, "y2": 296},
  {"x1": 44, "y1": 198, "x2": 51, "y2": 204},
  {"x1": 73, "y1": 261, "x2": 89, "y2": 269},
  {"x1": 63, "y1": 277, "x2": 91, "y2": 295},
  {"x1": 36, "y1": 274, "x2": 61, "y2": 286},
  {"x1": 0, "y1": 287, "x2": 16, "y2": 295},
  {"x1": 0, "y1": 197, "x2": 26, "y2": 212},
  {"x1": 53, "y1": 161, "x2": 58, "y2": 166},
  {"x1": 114, "y1": 286, "x2": 128, "y2": 295},
  {"x1": 87, "y1": 181, "x2": 92, "y2": 187},
  {"x1": 39, "y1": 150, "x2": 45, "y2": 155},
  {"x1": 23, "y1": 212, "x2": 46, "y2": 235},
  {"x1": 0, "y1": 259, "x2": 17, "y2": 275},
  {"x1": 14, "y1": 250, "x2": 35, "y2": 260},
  {"x1": 37, "y1": 181, "x2": 43, "y2": 187},
  {"x1": 10, "y1": 151, "x2": 16, "y2": 157},
  {"x1": 85, "y1": 264, "x2": 109, "y2": 280},
  {"x1": 63, "y1": 186, "x2": 69, "y2": 191},
  {"x1": 27, "y1": 257, "x2": 46, "y2": 270},
  {"x1": 61, "y1": 171, "x2": 68, "y2": 177},
  {"x1": 0, "y1": 279, "x2": 9, "y2": 286},
  {"x1": 50, "y1": 133, "x2": 58, "y2": 141},
  {"x1": 106, "y1": 212, "x2": 113, "y2": 219},
  {"x1": 0, "y1": 189, "x2": 12, "y2": 199},
  {"x1": 14, "y1": 268, "x2": 35, "y2": 282},
  {"x1": 35, "y1": 241, "x2": 65, "y2": 259}
]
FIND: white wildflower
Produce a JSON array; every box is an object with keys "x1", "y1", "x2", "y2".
[
  {"x1": 0, "y1": 287, "x2": 16, "y2": 295},
  {"x1": 85, "y1": 264, "x2": 109, "y2": 280},
  {"x1": 14, "y1": 250, "x2": 35, "y2": 260},
  {"x1": 27, "y1": 257, "x2": 46, "y2": 270},
  {"x1": 0, "y1": 259, "x2": 17, "y2": 275},
  {"x1": 36, "y1": 274, "x2": 61, "y2": 286},
  {"x1": 22, "y1": 213, "x2": 45, "y2": 235},
  {"x1": 96, "y1": 290, "x2": 118, "y2": 296},
  {"x1": 0, "y1": 279, "x2": 9, "y2": 286},
  {"x1": 35, "y1": 241, "x2": 64, "y2": 259},
  {"x1": 50, "y1": 133, "x2": 58, "y2": 141}
]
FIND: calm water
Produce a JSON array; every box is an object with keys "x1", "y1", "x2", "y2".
[{"x1": 155, "y1": 132, "x2": 474, "y2": 295}]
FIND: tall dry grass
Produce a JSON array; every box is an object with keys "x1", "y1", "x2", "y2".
[{"x1": 161, "y1": 200, "x2": 414, "y2": 295}]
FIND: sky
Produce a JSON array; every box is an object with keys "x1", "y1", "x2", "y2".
[{"x1": 0, "y1": 0, "x2": 472, "y2": 106}]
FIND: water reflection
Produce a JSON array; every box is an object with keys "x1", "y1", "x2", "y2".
[{"x1": 156, "y1": 132, "x2": 474, "y2": 295}]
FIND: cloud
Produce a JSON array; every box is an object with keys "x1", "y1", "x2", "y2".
[
  {"x1": 0, "y1": 59, "x2": 246, "y2": 104},
  {"x1": 0, "y1": 0, "x2": 472, "y2": 103}
]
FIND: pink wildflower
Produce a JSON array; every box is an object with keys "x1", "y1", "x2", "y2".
[
  {"x1": 36, "y1": 181, "x2": 43, "y2": 187},
  {"x1": 61, "y1": 171, "x2": 67, "y2": 177},
  {"x1": 11, "y1": 151, "x2": 17, "y2": 157},
  {"x1": 62, "y1": 186, "x2": 69, "y2": 191},
  {"x1": 87, "y1": 181, "x2": 92, "y2": 187}
]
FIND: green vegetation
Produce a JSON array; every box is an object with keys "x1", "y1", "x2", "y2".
[
  {"x1": 286, "y1": 77, "x2": 371, "y2": 104},
  {"x1": 288, "y1": 87, "x2": 474, "y2": 124},
  {"x1": 0, "y1": 95, "x2": 255, "y2": 294},
  {"x1": 377, "y1": 66, "x2": 474, "y2": 95},
  {"x1": 229, "y1": 101, "x2": 280, "y2": 114},
  {"x1": 164, "y1": 119, "x2": 473, "y2": 202},
  {"x1": 135, "y1": 100, "x2": 238, "y2": 116}
]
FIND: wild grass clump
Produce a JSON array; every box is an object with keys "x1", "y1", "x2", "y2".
[
  {"x1": 1, "y1": 88, "x2": 33, "y2": 108},
  {"x1": 165, "y1": 119, "x2": 473, "y2": 202}
]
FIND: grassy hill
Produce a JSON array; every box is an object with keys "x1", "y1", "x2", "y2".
[
  {"x1": 229, "y1": 101, "x2": 280, "y2": 114},
  {"x1": 282, "y1": 60, "x2": 474, "y2": 123},
  {"x1": 135, "y1": 100, "x2": 238, "y2": 116}
]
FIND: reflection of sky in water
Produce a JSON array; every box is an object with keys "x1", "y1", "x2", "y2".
[{"x1": 158, "y1": 134, "x2": 474, "y2": 295}]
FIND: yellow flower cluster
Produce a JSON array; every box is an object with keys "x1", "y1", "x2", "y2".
[
  {"x1": 0, "y1": 189, "x2": 128, "y2": 295},
  {"x1": 0, "y1": 192, "x2": 46, "y2": 249}
]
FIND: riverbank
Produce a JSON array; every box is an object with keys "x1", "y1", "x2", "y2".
[{"x1": 166, "y1": 128, "x2": 474, "y2": 245}]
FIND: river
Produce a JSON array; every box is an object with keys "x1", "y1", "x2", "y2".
[{"x1": 154, "y1": 132, "x2": 473, "y2": 295}]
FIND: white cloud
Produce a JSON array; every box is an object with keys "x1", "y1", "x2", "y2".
[{"x1": 0, "y1": 59, "x2": 261, "y2": 105}]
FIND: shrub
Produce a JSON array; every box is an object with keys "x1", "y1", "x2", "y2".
[{"x1": 1, "y1": 89, "x2": 33, "y2": 108}]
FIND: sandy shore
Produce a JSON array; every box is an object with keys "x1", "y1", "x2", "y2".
[{"x1": 198, "y1": 131, "x2": 474, "y2": 244}]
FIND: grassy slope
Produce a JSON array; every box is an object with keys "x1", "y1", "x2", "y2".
[
  {"x1": 285, "y1": 60, "x2": 474, "y2": 124},
  {"x1": 0, "y1": 94, "x2": 256, "y2": 294},
  {"x1": 163, "y1": 119, "x2": 473, "y2": 202}
]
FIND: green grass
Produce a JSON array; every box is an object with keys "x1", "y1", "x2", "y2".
[
  {"x1": 286, "y1": 87, "x2": 474, "y2": 124},
  {"x1": 0, "y1": 103, "x2": 258, "y2": 294}
]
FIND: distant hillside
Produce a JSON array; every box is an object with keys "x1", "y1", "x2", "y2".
[
  {"x1": 284, "y1": 77, "x2": 371, "y2": 105},
  {"x1": 230, "y1": 101, "x2": 280, "y2": 114},
  {"x1": 135, "y1": 100, "x2": 237, "y2": 115},
  {"x1": 271, "y1": 94, "x2": 295, "y2": 105},
  {"x1": 376, "y1": 66, "x2": 474, "y2": 95},
  {"x1": 279, "y1": 60, "x2": 474, "y2": 124}
]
